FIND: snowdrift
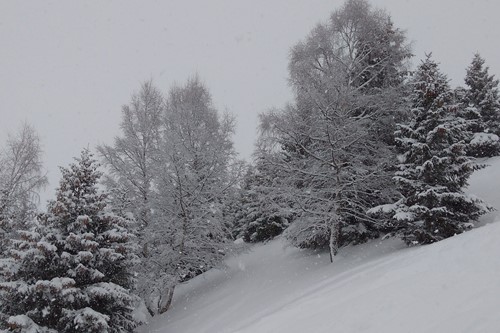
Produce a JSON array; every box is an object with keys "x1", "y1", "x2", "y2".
[{"x1": 140, "y1": 157, "x2": 500, "y2": 333}]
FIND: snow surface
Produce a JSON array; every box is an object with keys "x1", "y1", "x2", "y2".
[
  {"x1": 467, "y1": 156, "x2": 500, "y2": 225},
  {"x1": 139, "y1": 157, "x2": 500, "y2": 333}
]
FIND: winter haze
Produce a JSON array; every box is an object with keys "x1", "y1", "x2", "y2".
[
  {"x1": 2, "y1": 1, "x2": 500, "y2": 332},
  {"x1": 1, "y1": 0, "x2": 499, "y2": 204}
]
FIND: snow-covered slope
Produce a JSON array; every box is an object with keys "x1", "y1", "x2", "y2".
[{"x1": 140, "y1": 157, "x2": 500, "y2": 333}]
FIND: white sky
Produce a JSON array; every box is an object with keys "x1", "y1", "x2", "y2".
[{"x1": 1, "y1": 0, "x2": 499, "y2": 205}]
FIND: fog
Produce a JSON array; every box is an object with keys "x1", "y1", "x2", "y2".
[{"x1": 1, "y1": 0, "x2": 499, "y2": 205}]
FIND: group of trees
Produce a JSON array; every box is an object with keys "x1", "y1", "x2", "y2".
[
  {"x1": 97, "y1": 77, "x2": 242, "y2": 316},
  {"x1": 254, "y1": 0, "x2": 411, "y2": 261},
  {"x1": 234, "y1": 0, "x2": 500, "y2": 259},
  {"x1": 0, "y1": 77, "x2": 241, "y2": 331},
  {"x1": 369, "y1": 55, "x2": 492, "y2": 245},
  {"x1": 1, "y1": 0, "x2": 500, "y2": 331}
]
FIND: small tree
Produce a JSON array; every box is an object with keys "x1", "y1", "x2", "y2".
[
  {"x1": 232, "y1": 156, "x2": 294, "y2": 243},
  {"x1": 381, "y1": 56, "x2": 490, "y2": 245},
  {"x1": 0, "y1": 149, "x2": 137, "y2": 333},
  {"x1": 461, "y1": 54, "x2": 500, "y2": 157},
  {"x1": 465, "y1": 54, "x2": 500, "y2": 135}
]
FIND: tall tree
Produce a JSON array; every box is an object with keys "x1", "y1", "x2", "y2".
[
  {"x1": 138, "y1": 77, "x2": 242, "y2": 315},
  {"x1": 97, "y1": 81, "x2": 164, "y2": 317},
  {"x1": 0, "y1": 123, "x2": 47, "y2": 255},
  {"x1": 259, "y1": 0, "x2": 411, "y2": 260},
  {"x1": 0, "y1": 149, "x2": 137, "y2": 332},
  {"x1": 375, "y1": 56, "x2": 490, "y2": 245},
  {"x1": 97, "y1": 80, "x2": 163, "y2": 239}
]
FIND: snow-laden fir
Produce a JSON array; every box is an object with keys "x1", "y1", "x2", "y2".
[{"x1": 139, "y1": 156, "x2": 500, "y2": 333}]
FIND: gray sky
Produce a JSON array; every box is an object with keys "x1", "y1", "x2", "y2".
[{"x1": 1, "y1": 0, "x2": 499, "y2": 205}]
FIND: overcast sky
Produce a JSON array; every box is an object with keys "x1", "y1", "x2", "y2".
[{"x1": 1, "y1": 0, "x2": 499, "y2": 205}]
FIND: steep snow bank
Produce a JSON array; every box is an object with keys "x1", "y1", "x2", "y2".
[{"x1": 140, "y1": 158, "x2": 500, "y2": 333}]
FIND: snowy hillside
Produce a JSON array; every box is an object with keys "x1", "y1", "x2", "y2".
[{"x1": 140, "y1": 157, "x2": 500, "y2": 333}]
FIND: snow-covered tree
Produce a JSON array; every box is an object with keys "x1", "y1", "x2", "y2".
[
  {"x1": 261, "y1": 102, "x2": 396, "y2": 261},
  {"x1": 0, "y1": 149, "x2": 137, "y2": 333},
  {"x1": 289, "y1": 0, "x2": 411, "y2": 143},
  {"x1": 0, "y1": 124, "x2": 47, "y2": 255},
  {"x1": 97, "y1": 80, "x2": 163, "y2": 246},
  {"x1": 461, "y1": 54, "x2": 500, "y2": 157},
  {"x1": 258, "y1": 0, "x2": 410, "y2": 260},
  {"x1": 465, "y1": 54, "x2": 500, "y2": 134},
  {"x1": 138, "y1": 77, "x2": 242, "y2": 315},
  {"x1": 376, "y1": 56, "x2": 490, "y2": 245},
  {"x1": 97, "y1": 81, "x2": 163, "y2": 316},
  {"x1": 232, "y1": 154, "x2": 294, "y2": 243}
]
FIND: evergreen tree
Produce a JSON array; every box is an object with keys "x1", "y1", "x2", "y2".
[
  {"x1": 462, "y1": 54, "x2": 500, "y2": 157},
  {"x1": 385, "y1": 56, "x2": 490, "y2": 245},
  {"x1": 465, "y1": 54, "x2": 500, "y2": 135},
  {"x1": 233, "y1": 158, "x2": 294, "y2": 243},
  {"x1": 0, "y1": 149, "x2": 137, "y2": 333}
]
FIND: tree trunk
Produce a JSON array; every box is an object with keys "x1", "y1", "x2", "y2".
[
  {"x1": 329, "y1": 218, "x2": 340, "y2": 263},
  {"x1": 158, "y1": 285, "x2": 176, "y2": 314}
]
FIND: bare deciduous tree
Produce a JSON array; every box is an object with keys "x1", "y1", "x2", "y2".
[
  {"x1": 97, "y1": 80, "x2": 163, "y2": 248},
  {"x1": 99, "y1": 78, "x2": 242, "y2": 316},
  {"x1": 0, "y1": 123, "x2": 47, "y2": 254},
  {"x1": 146, "y1": 77, "x2": 242, "y2": 314},
  {"x1": 258, "y1": 0, "x2": 411, "y2": 261}
]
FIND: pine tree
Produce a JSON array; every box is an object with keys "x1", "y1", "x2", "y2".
[
  {"x1": 389, "y1": 56, "x2": 490, "y2": 245},
  {"x1": 0, "y1": 149, "x2": 137, "y2": 333},
  {"x1": 462, "y1": 54, "x2": 500, "y2": 157},
  {"x1": 465, "y1": 54, "x2": 500, "y2": 134},
  {"x1": 233, "y1": 159, "x2": 293, "y2": 243}
]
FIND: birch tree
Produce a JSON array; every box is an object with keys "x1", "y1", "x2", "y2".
[
  {"x1": 97, "y1": 81, "x2": 163, "y2": 252},
  {"x1": 136, "y1": 77, "x2": 242, "y2": 315},
  {"x1": 0, "y1": 123, "x2": 47, "y2": 255},
  {"x1": 259, "y1": 0, "x2": 411, "y2": 260}
]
